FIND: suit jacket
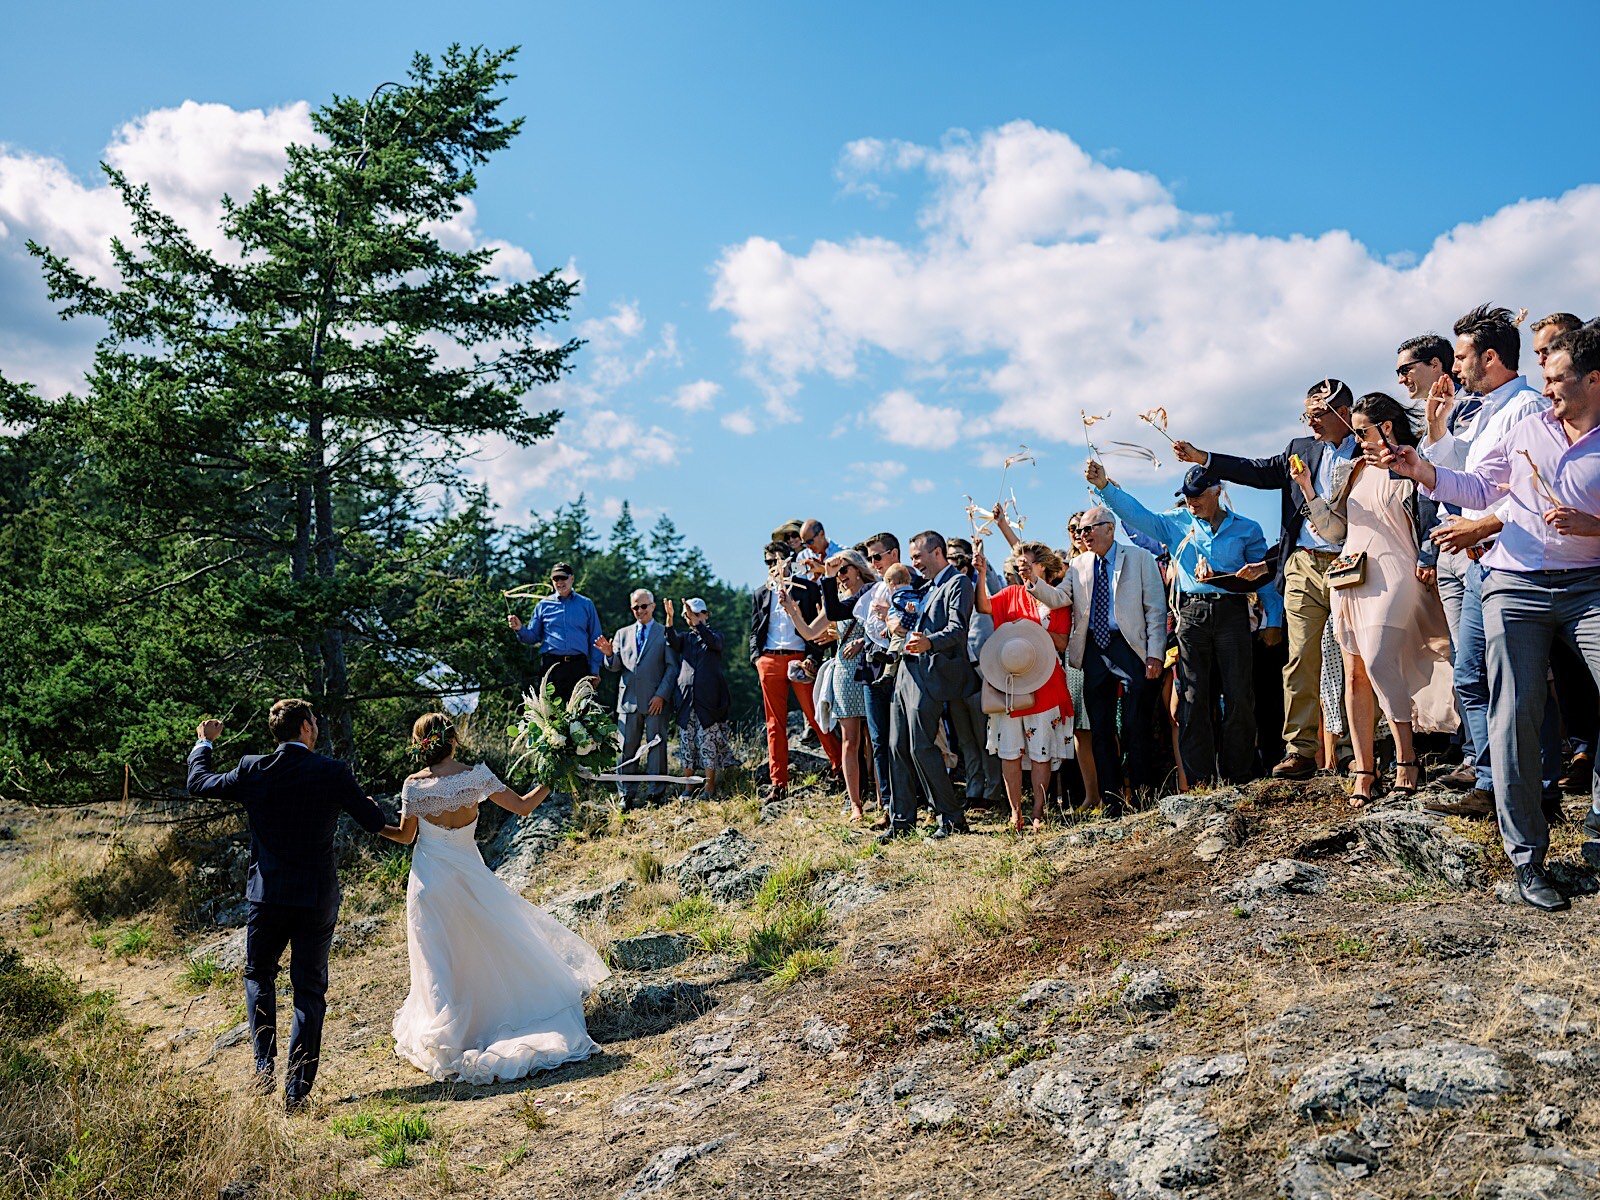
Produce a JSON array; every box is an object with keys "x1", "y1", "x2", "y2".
[
  {"x1": 1066, "y1": 544, "x2": 1168, "y2": 669},
  {"x1": 186, "y1": 742, "x2": 388, "y2": 908},
  {"x1": 1206, "y1": 435, "x2": 1337, "y2": 585},
  {"x1": 748, "y1": 577, "x2": 829, "y2": 665},
  {"x1": 603, "y1": 621, "x2": 678, "y2": 715},
  {"x1": 898, "y1": 566, "x2": 976, "y2": 704}
]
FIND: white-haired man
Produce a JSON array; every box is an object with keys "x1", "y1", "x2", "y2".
[{"x1": 596, "y1": 589, "x2": 678, "y2": 806}]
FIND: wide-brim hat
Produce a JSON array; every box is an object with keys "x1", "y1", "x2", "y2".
[{"x1": 978, "y1": 618, "x2": 1058, "y2": 696}]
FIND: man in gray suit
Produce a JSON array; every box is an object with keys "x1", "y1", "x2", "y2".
[
  {"x1": 881, "y1": 531, "x2": 975, "y2": 842},
  {"x1": 597, "y1": 588, "x2": 678, "y2": 806}
]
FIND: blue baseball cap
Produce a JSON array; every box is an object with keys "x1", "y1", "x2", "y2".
[{"x1": 1176, "y1": 465, "x2": 1221, "y2": 499}]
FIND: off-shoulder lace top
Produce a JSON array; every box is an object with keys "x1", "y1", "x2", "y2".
[{"x1": 401, "y1": 763, "x2": 507, "y2": 819}]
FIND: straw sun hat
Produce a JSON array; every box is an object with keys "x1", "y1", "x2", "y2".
[{"x1": 978, "y1": 618, "x2": 1057, "y2": 699}]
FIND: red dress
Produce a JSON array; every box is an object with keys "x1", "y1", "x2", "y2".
[{"x1": 988, "y1": 585, "x2": 1072, "y2": 719}]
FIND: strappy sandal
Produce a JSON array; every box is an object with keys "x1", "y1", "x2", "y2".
[
  {"x1": 1347, "y1": 769, "x2": 1376, "y2": 809},
  {"x1": 1390, "y1": 760, "x2": 1421, "y2": 799}
]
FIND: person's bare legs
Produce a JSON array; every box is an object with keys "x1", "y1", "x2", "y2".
[
  {"x1": 1345, "y1": 654, "x2": 1378, "y2": 806},
  {"x1": 702, "y1": 768, "x2": 718, "y2": 799},
  {"x1": 1073, "y1": 729, "x2": 1101, "y2": 809},
  {"x1": 1390, "y1": 719, "x2": 1420, "y2": 794},
  {"x1": 838, "y1": 716, "x2": 865, "y2": 820},
  {"x1": 1000, "y1": 756, "x2": 1026, "y2": 831},
  {"x1": 1030, "y1": 758, "x2": 1053, "y2": 829},
  {"x1": 1165, "y1": 671, "x2": 1189, "y2": 792}
]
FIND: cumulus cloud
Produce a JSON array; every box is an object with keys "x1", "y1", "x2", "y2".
[
  {"x1": 833, "y1": 459, "x2": 908, "y2": 514},
  {"x1": 721, "y1": 409, "x2": 757, "y2": 435},
  {"x1": 668, "y1": 379, "x2": 721, "y2": 413},
  {"x1": 712, "y1": 119, "x2": 1600, "y2": 461}
]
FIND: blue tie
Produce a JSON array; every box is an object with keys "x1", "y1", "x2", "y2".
[
  {"x1": 1091, "y1": 556, "x2": 1112, "y2": 650},
  {"x1": 636, "y1": 624, "x2": 647, "y2": 656}
]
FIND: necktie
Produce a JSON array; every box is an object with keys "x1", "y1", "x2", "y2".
[
  {"x1": 1091, "y1": 556, "x2": 1112, "y2": 650},
  {"x1": 636, "y1": 624, "x2": 647, "y2": 656}
]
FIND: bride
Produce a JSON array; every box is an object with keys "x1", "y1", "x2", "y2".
[{"x1": 381, "y1": 713, "x2": 610, "y2": 1084}]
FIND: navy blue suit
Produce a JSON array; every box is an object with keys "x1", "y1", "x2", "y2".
[{"x1": 187, "y1": 740, "x2": 388, "y2": 1103}]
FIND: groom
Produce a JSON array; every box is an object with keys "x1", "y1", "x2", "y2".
[{"x1": 187, "y1": 699, "x2": 400, "y2": 1112}]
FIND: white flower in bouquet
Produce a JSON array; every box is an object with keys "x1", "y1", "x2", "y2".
[{"x1": 577, "y1": 742, "x2": 595, "y2": 756}]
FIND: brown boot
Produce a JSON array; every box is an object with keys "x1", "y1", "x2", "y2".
[{"x1": 1271, "y1": 753, "x2": 1318, "y2": 780}]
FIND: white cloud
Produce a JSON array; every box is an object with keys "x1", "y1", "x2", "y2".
[
  {"x1": 713, "y1": 119, "x2": 1600, "y2": 461},
  {"x1": 911, "y1": 478, "x2": 936, "y2": 494},
  {"x1": 868, "y1": 388, "x2": 967, "y2": 450},
  {"x1": 669, "y1": 379, "x2": 721, "y2": 413},
  {"x1": 721, "y1": 409, "x2": 757, "y2": 435},
  {"x1": 833, "y1": 459, "x2": 909, "y2": 513}
]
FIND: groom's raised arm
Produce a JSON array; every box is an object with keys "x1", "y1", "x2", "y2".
[{"x1": 187, "y1": 720, "x2": 242, "y2": 798}]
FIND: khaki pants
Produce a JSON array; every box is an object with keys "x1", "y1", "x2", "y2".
[{"x1": 1282, "y1": 547, "x2": 1340, "y2": 758}]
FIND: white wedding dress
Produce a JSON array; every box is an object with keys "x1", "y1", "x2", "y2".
[{"x1": 391, "y1": 763, "x2": 610, "y2": 1084}]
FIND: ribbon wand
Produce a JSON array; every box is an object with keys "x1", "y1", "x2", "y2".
[
  {"x1": 1081, "y1": 410, "x2": 1109, "y2": 457},
  {"x1": 1138, "y1": 407, "x2": 1178, "y2": 448},
  {"x1": 1518, "y1": 449, "x2": 1561, "y2": 507}
]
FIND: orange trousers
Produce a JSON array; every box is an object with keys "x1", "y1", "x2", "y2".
[{"x1": 755, "y1": 652, "x2": 842, "y2": 787}]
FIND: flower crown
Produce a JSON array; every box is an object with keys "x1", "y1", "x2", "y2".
[{"x1": 406, "y1": 722, "x2": 456, "y2": 765}]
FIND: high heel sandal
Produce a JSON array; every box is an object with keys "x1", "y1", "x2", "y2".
[
  {"x1": 1347, "y1": 769, "x2": 1376, "y2": 809},
  {"x1": 1390, "y1": 760, "x2": 1421, "y2": 799}
]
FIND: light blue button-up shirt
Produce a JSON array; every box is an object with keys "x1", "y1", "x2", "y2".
[
  {"x1": 1298, "y1": 436, "x2": 1358, "y2": 552},
  {"x1": 1096, "y1": 482, "x2": 1271, "y2": 597}
]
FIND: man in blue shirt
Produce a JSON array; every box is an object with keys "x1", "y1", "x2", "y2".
[
  {"x1": 507, "y1": 562, "x2": 604, "y2": 701},
  {"x1": 1087, "y1": 460, "x2": 1271, "y2": 786}
]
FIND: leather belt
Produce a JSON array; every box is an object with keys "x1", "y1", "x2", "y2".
[{"x1": 1466, "y1": 538, "x2": 1496, "y2": 562}]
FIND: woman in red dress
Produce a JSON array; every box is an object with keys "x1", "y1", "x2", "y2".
[{"x1": 974, "y1": 541, "x2": 1074, "y2": 831}]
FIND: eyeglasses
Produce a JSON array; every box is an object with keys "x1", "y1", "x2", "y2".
[
  {"x1": 631, "y1": 603, "x2": 651, "y2": 611},
  {"x1": 867, "y1": 552, "x2": 886, "y2": 562},
  {"x1": 1395, "y1": 360, "x2": 1428, "y2": 379},
  {"x1": 1301, "y1": 406, "x2": 1349, "y2": 425},
  {"x1": 550, "y1": 574, "x2": 571, "y2": 582}
]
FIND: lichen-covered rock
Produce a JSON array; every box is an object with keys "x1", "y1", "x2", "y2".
[
  {"x1": 1477, "y1": 1163, "x2": 1591, "y2": 1200},
  {"x1": 618, "y1": 1136, "x2": 731, "y2": 1200},
  {"x1": 1289, "y1": 1042, "x2": 1511, "y2": 1118},
  {"x1": 189, "y1": 928, "x2": 246, "y2": 973},
  {"x1": 484, "y1": 793, "x2": 573, "y2": 890},
  {"x1": 1120, "y1": 969, "x2": 1179, "y2": 1014},
  {"x1": 1228, "y1": 860, "x2": 1327, "y2": 899},
  {"x1": 544, "y1": 878, "x2": 634, "y2": 926},
  {"x1": 1354, "y1": 810, "x2": 1485, "y2": 890},
  {"x1": 1103, "y1": 1097, "x2": 1218, "y2": 1197},
  {"x1": 608, "y1": 932, "x2": 699, "y2": 973},
  {"x1": 676, "y1": 829, "x2": 761, "y2": 896},
  {"x1": 589, "y1": 978, "x2": 713, "y2": 1041}
]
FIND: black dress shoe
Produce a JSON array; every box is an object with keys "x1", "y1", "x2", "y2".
[
  {"x1": 1583, "y1": 807, "x2": 1600, "y2": 840},
  {"x1": 1560, "y1": 753, "x2": 1594, "y2": 794},
  {"x1": 876, "y1": 827, "x2": 912, "y2": 845},
  {"x1": 925, "y1": 824, "x2": 954, "y2": 840},
  {"x1": 284, "y1": 1093, "x2": 310, "y2": 1115},
  {"x1": 1424, "y1": 788, "x2": 1495, "y2": 818},
  {"x1": 1515, "y1": 864, "x2": 1570, "y2": 912},
  {"x1": 1543, "y1": 796, "x2": 1569, "y2": 826}
]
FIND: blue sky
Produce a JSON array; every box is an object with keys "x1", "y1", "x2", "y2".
[{"x1": 4, "y1": 2, "x2": 1600, "y2": 583}]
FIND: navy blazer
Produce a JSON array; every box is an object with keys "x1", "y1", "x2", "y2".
[
  {"x1": 187, "y1": 742, "x2": 388, "y2": 908},
  {"x1": 666, "y1": 623, "x2": 732, "y2": 728}
]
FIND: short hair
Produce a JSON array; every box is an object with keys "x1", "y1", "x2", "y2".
[
  {"x1": 946, "y1": 536, "x2": 973, "y2": 556},
  {"x1": 764, "y1": 540, "x2": 797, "y2": 561},
  {"x1": 1353, "y1": 392, "x2": 1421, "y2": 449},
  {"x1": 1397, "y1": 333, "x2": 1454, "y2": 373},
  {"x1": 910, "y1": 530, "x2": 946, "y2": 557},
  {"x1": 630, "y1": 588, "x2": 654, "y2": 605},
  {"x1": 1550, "y1": 326, "x2": 1600, "y2": 378},
  {"x1": 1531, "y1": 312, "x2": 1583, "y2": 337},
  {"x1": 549, "y1": 561, "x2": 575, "y2": 577},
  {"x1": 799, "y1": 518, "x2": 825, "y2": 540},
  {"x1": 865, "y1": 531, "x2": 900, "y2": 555},
  {"x1": 1453, "y1": 303, "x2": 1521, "y2": 371},
  {"x1": 268, "y1": 698, "x2": 315, "y2": 743},
  {"x1": 1081, "y1": 505, "x2": 1114, "y2": 528},
  {"x1": 1305, "y1": 378, "x2": 1353, "y2": 408},
  {"x1": 882, "y1": 562, "x2": 912, "y2": 587}
]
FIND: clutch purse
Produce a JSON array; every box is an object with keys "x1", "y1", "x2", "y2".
[{"x1": 1327, "y1": 550, "x2": 1367, "y2": 589}]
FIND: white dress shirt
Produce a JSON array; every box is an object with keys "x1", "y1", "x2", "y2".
[
  {"x1": 1422, "y1": 375, "x2": 1549, "y2": 521},
  {"x1": 764, "y1": 586, "x2": 806, "y2": 652}
]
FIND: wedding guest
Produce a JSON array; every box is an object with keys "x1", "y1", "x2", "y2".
[
  {"x1": 1420, "y1": 304, "x2": 1551, "y2": 820},
  {"x1": 1088, "y1": 461, "x2": 1271, "y2": 785},
  {"x1": 782, "y1": 549, "x2": 878, "y2": 821},
  {"x1": 663, "y1": 598, "x2": 734, "y2": 799},
  {"x1": 862, "y1": 532, "x2": 910, "y2": 823},
  {"x1": 1295, "y1": 393, "x2": 1453, "y2": 805},
  {"x1": 1381, "y1": 324, "x2": 1600, "y2": 912},
  {"x1": 748, "y1": 541, "x2": 843, "y2": 804},
  {"x1": 506, "y1": 562, "x2": 602, "y2": 701},
  {"x1": 1533, "y1": 313, "x2": 1584, "y2": 372},
  {"x1": 187, "y1": 701, "x2": 403, "y2": 1111},
  {"x1": 1173, "y1": 379, "x2": 1357, "y2": 782},
  {"x1": 881, "y1": 531, "x2": 974, "y2": 842},
  {"x1": 1064, "y1": 505, "x2": 1168, "y2": 811},
  {"x1": 597, "y1": 590, "x2": 678, "y2": 807},
  {"x1": 973, "y1": 542, "x2": 1073, "y2": 831},
  {"x1": 947, "y1": 535, "x2": 1006, "y2": 812},
  {"x1": 1397, "y1": 332, "x2": 1475, "y2": 789}
]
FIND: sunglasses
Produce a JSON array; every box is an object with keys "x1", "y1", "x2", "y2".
[
  {"x1": 1300, "y1": 406, "x2": 1349, "y2": 425},
  {"x1": 1395, "y1": 360, "x2": 1428, "y2": 379},
  {"x1": 1077, "y1": 521, "x2": 1112, "y2": 534},
  {"x1": 867, "y1": 552, "x2": 886, "y2": 562},
  {"x1": 631, "y1": 602, "x2": 652, "y2": 611},
  {"x1": 550, "y1": 574, "x2": 571, "y2": 582}
]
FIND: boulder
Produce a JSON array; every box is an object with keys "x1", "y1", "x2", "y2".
[
  {"x1": 1289, "y1": 1042, "x2": 1511, "y2": 1119},
  {"x1": 907, "y1": 1096, "x2": 959, "y2": 1130},
  {"x1": 710, "y1": 864, "x2": 773, "y2": 903},
  {"x1": 609, "y1": 932, "x2": 699, "y2": 973},
  {"x1": 189, "y1": 928, "x2": 246, "y2": 974},
  {"x1": 1278, "y1": 1132, "x2": 1382, "y2": 1199},
  {"x1": 1158, "y1": 789, "x2": 1240, "y2": 828},
  {"x1": 801, "y1": 1016, "x2": 848, "y2": 1055},
  {"x1": 544, "y1": 878, "x2": 634, "y2": 926},
  {"x1": 330, "y1": 915, "x2": 383, "y2": 953},
  {"x1": 1478, "y1": 1164, "x2": 1590, "y2": 1200},
  {"x1": 1103, "y1": 1097, "x2": 1218, "y2": 1197},
  {"x1": 484, "y1": 793, "x2": 573, "y2": 891},
  {"x1": 1120, "y1": 969, "x2": 1180, "y2": 1014},
  {"x1": 589, "y1": 978, "x2": 713, "y2": 1041},
  {"x1": 1158, "y1": 1053, "x2": 1247, "y2": 1093},
  {"x1": 619, "y1": 1136, "x2": 731, "y2": 1200},
  {"x1": 1013, "y1": 977, "x2": 1080, "y2": 1013},
  {"x1": 1354, "y1": 810, "x2": 1485, "y2": 890},
  {"x1": 814, "y1": 868, "x2": 886, "y2": 917},
  {"x1": 1228, "y1": 860, "x2": 1327, "y2": 900},
  {"x1": 1008, "y1": 1065, "x2": 1098, "y2": 1134},
  {"x1": 675, "y1": 829, "x2": 760, "y2": 896}
]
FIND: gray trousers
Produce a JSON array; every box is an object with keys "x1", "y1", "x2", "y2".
[
  {"x1": 1436, "y1": 548, "x2": 1476, "y2": 766},
  {"x1": 1482, "y1": 568, "x2": 1600, "y2": 867},
  {"x1": 949, "y1": 680, "x2": 1003, "y2": 803},
  {"x1": 617, "y1": 708, "x2": 669, "y2": 802},
  {"x1": 888, "y1": 676, "x2": 964, "y2": 830}
]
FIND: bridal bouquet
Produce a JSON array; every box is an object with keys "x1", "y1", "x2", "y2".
[{"x1": 507, "y1": 674, "x2": 618, "y2": 795}]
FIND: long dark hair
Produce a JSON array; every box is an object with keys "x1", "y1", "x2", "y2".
[{"x1": 1353, "y1": 392, "x2": 1421, "y2": 448}]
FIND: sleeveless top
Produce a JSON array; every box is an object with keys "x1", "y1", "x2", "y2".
[
  {"x1": 989, "y1": 584, "x2": 1073, "y2": 718},
  {"x1": 400, "y1": 763, "x2": 506, "y2": 820}
]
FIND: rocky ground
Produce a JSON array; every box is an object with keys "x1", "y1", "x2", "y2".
[{"x1": 3, "y1": 735, "x2": 1599, "y2": 1199}]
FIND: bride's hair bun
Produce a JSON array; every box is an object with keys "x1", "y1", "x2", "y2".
[{"x1": 409, "y1": 712, "x2": 457, "y2": 768}]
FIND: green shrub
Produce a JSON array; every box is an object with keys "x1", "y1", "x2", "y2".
[
  {"x1": 108, "y1": 925, "x2": 154, "y2": 958},
  {"x1": 745, "y1": 903, "x2": 828, "y2": 973},
  {"x1": 179, "y1": 956, "x2": 228, "y2": 990},
  {"x1": 767, "y1": 948, "x2": 835, "y2": 989},
  {"x1": 332, "y1": 1109, "x2": 433, "y2": 1168},
  {"x1": 0, "y1": 942, "x2": 78, "y2": 1036}
]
